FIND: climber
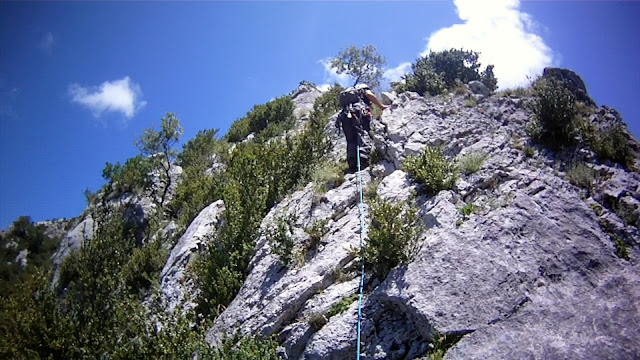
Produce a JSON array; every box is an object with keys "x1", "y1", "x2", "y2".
[{"x1": 335, "y1": 83, "x2": 388, "y2": 173}]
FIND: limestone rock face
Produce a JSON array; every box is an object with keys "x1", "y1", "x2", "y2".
[
  {"x1": 159, "y1": 200, "x2": 225, "y2": 314},
  {"x1": 203, "y1": 85, "x2": 640, "y2": 359},
  {"x1": 51, "y1": 216, "x2": 94, "y2": 286},
  {"x1": 543, "y1": 67, "x2": 595, "y2": 106},
  {"x1": 292, "y1": 83, "x2": 323, "y2": 121}
]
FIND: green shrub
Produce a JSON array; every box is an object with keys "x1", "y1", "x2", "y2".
[
  {"x1": 265, "y1": 214, "x2": 297, "y2": 268},
  {"x1": 524, "y1": 146, "x2": 535, "y2": 158},
  {"x1": 498, "y1": 86, "x2": 532, "y2": 98},
  {"x1": 212, "y1": 334, "x2": 280, "y2": 359},
  {"x1": 170, "y1": 128, "x2": 227, "y2": 227},
  {"x1": 612, "y1": 235, "x2": 630, "y2": 260},
  {"x1": 530, "y1": 77, "x2": 578, "y2": 148},
  {"x1": 102, "y1": 155, "x2": 153, "y2": 196},
  {"x1": 225, "y1": 96, "x2": 295, "y2": 143},
  {"x1": 225, "y1": 117, "x2": 251, "y2": 143},
  {"x1": 393, "y1": 49, "x2": 497, "y2": 96},
  {"x1": 0, "y1": 216, "x2": 60, "y2": 297},
  {"x1": 458, "y1": 151, "x2": 487, "y2": 175},
  {"x1": 177, "y1": 128, "x2": 227, "y2": 168},
  {"x1": 305, "y1": 219, "x2": 328, "y2": 252},
  {"x1": 403, "y1": 146, "x2": 457, "y2": 196},
  {"x1": 454, "y1": 85, "x2": 467, "y2": 95},
  {"x1": 312, "y1": 84, "x2": 344, "y2": 117},
  {"x1": 365, "y1": 198, "x2": 421, "y2": 280},
  {"x1": 464, "y1": 98, "x2": 478, "y2": 108},
  {"x1": 327, "y1": 293, "x2": 359, "y2": 318},
  {"x1": 312, "y1": 161, "x2": 345, "y2": 193},
  {"x1": 193, "y1": 85, "x2": 332, "y2": 320},
  {"x1": 593, "y1": 123, "x2": 635, "y2": 170},
  {"x1": 566, "y1": 163, "x2": 598, "y2": 189},
  {"x1": 170, "y1": 167, "x2": 224, "y2": 228},
  {"x1": 427, "y1": 332, "x2": 465, "y2": 360},
  {"x1": 307, "y1": 312, "x2": 328, "y2": 330},
  {"x1": 460, "y1": 203, "x2": 475, "y2": 218}
]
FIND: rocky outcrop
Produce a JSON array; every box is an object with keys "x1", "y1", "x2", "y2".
[
  {"x1": 291, "y1": 83, "x2": 323, "y2": 122},
  {"x1": 205, "y1": 83, "x2": 640, "y2": 359},
  {"x1": 51, "y1": 216, "x2": 94, "y2": 285},
  {"x1": 159, "y1": 200, "x2": 225, "y2": 314},
  {"x1": 543, "y1": 67, "x2": 595, "y2": 105},
  {"x1": 468, "y1": 80, "x2": 490, "y2": 96}
]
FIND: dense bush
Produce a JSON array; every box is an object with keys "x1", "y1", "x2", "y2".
[
  {"x1": 314, "y1": 84, "x2": 344, "y2": 116},
  {"x1": 393, "y1": 49, "x2": 498, "y2": 96},
  {"x1": 170, "y1": 129, "x2": 228, "y2": 227},
  {"x1": 225, "y1": 96, "x2": 295, "y2": 142},
  {"x1": 193, "y1": 91, "x2": 332, "y2": 319},
  {"x1": 0, "y1": 216, "x2": 60, "y2": 297},
  {"x1": 102, "y1": 155, "x2": 153, "y2": 196},
  {"x1": 0, "y1": 203, "x2": 216, "y2": 358},
  {"x1": 593, "y1": 123, "x2": 635, "y2": 170},
  {"x1": 529, "y1": 77, "x2": 578, "y2": 148},
  {"x1": 403, "y1": 146, "x2": 458, "y2": 196},
  {"x1": 365, "y1": 197, "x2": 421, "y2": 280},
  {"x1": 265, "y1": 214, "x2": 297, "y2": 268}
]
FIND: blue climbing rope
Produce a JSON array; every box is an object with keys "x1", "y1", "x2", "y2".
[{"x1": 356, "y1": 140, "x2": 366, "y2": 360}]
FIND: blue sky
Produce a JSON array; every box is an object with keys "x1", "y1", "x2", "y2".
[{"x1": 1, "y1": 1, "x2": 639, "y2": 229}]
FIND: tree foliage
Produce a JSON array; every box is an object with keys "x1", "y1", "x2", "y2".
[
  {"x1": 393, "y1": 48, "x2": 498, "y2": 96},
  {"x1": 330, "y1": 45, "x2": 386, "y2": 90},
  {"x1": 135, "y1": 112, "x2": 183, "y2": 207},
  {"x1": 170, "y1": 129, "x2": 228, "y2": 226}
]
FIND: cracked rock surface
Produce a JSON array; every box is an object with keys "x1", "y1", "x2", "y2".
[{"x1": 198, "y1": 88, "x2": 640, "y2": 359}]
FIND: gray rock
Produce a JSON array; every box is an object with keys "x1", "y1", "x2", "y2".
[
  {"x1": 51, "y1": 216, "x2": 94, "y2": 286},
  {"x1": 16, "y1": 249, "x2": 28, "y2": 268},
  {"x1": 159, "y1": 200, "x2": 225, "y2": 314},
  {"x1": 204, "y1": 76, "x2": 640, "y2": 359},
  {"x1": 468, "y1": 81, "x2": 490, "y2": 96},
  {"x1": 543, "y1": 67, "x2": 595, "y2": 106},
  {"x1": 292, "y1": 83, "x2": 322, "y2": 121},
  {"x1": 381, "y1": 92, "x2": 397, "y2": 106}
]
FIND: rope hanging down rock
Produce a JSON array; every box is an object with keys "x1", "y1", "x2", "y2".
[{"x1": 355, "y1": 141, "x2": 367, "y2": 360}]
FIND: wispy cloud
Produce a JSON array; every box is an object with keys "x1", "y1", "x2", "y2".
[
  {"x1": 383, "y1": 62, "x2": 412, "y2": 83},
  {"x1": 317, "y1": 58, "x2": 352, "y2": 91},
  {"x1": 39, "y1": 32, "x2": 55, "y2": 55},
  {"x1": 423, "y1": 0, "x2": 555, "y2": 89},
  {"x1": 69, "y1": 76, "x2": 146, "y2": 121}
]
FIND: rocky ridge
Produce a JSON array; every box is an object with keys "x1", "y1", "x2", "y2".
[
  {"x1": 45, "y1": 76, "x2": 640, "y2": 359},
  {"x1": 199, "y1": 80, "x2": 640, "y2": 359}
]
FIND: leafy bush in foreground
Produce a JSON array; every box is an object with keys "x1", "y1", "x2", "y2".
[{"x1": 403, "y1": 146, "x2": 457, "y2": 196}]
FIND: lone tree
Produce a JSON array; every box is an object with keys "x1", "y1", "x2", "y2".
[
  {"x1": 135, "y1": 112, "x2": 183, "y2": 207},
  {"x1": 330, "y1": 45, "x2": 386, "y2": 91}
]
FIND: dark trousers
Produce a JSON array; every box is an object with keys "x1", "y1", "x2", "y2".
[{"x1": 342, "y1": 116, "x2": 371, "y2": 170}]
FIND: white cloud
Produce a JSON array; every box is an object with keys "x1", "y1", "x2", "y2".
[
  {"x1": 383, "y1": 62, "x2": 412, "y2": 83},
  {"x1": 69, "y1": 76, "x2": 146, "y2": 120},
  {"x1": 39, "y1": 32, "x2": 55, "y2": 55},
  {"x1": 317, "y1": 58, "x2": 352, "y2": 91},
  {"x1": 423, "y1": 0, "x2": 555, "y2": 89},
  {"x1": 317, "y1": 83, "x2": 331, "y2": 92}
]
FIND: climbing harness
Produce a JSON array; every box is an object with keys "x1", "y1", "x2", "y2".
[{"x1": 356, "y1": 139, "x2": 366, "y2": 360}]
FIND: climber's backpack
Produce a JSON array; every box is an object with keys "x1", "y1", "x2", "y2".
[{"x1": 339, "y1": 86, "x2": 366, "y2": 108}]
